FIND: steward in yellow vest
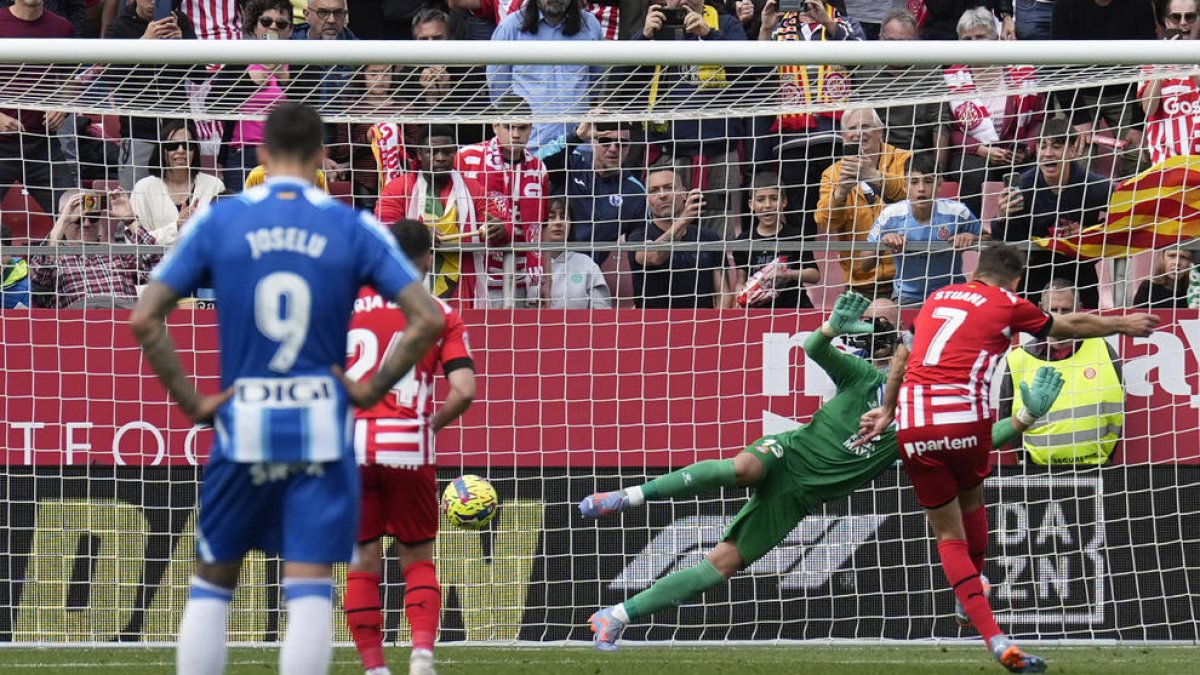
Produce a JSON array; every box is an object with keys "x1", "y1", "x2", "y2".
[{"x1": 1002, "y1": 337, "x2": 1123, "y2": 464}]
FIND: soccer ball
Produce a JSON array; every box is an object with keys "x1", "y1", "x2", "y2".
[{"x1": 441, "y1": 475, "x2": 500, "y2": 530}]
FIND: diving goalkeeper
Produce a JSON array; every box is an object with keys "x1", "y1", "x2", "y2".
[{"x1": 581, "y1": 292, "x2": 1065, "y2": 662}]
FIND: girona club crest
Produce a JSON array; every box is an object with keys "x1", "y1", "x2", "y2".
[
  {"x1": 824, "y1": 70, "x2": 850, "y2": 101},
  {"x1": 960, "y1": 102, "x2": 986, "y2": 130}
]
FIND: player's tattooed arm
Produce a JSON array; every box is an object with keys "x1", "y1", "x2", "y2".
[
  {"x1": 130, "y1": 281, "x2": 233, "y2": 424},
  {"x1": 338, "y1": 283, "x2": 446, "y2": 409}
]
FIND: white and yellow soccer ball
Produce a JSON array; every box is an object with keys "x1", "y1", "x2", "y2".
[{"x1": 441, "y1": 475, "x2": 500, "y2": 530}]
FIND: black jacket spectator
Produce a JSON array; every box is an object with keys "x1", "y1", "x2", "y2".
[
  {"x1": 921, "y1": 0, "x2": 1011, "y2": 40},
  {"x1": 1133, "y1": 279, "x2": 1189, "y2": 308},
  {"x1": 104, "y1": 3, "x2": 197, "y2": 144},
  {"x1": 992, "y1": 161, "x2": 1109, "y2": 309}
]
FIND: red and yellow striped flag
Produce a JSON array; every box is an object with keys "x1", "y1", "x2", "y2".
[{"x1": 1035, "y1": 155, "x2": 1200, "y2": 259}]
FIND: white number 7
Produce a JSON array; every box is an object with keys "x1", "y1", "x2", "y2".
[{"x1": 923, "y1": 307, "x2": 968, "y2": 367}]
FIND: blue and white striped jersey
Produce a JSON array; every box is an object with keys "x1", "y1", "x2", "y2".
[{"x1": 153, "y1": 177, "x2": 421, "y2": 463}]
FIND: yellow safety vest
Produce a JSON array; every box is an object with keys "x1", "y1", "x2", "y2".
[{"x1": 1007, "y1": 337, "x2": 1123, "y2": 465}]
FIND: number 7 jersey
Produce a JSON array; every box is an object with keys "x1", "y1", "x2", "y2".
[
  {"x1": 901, "y1": 281, "x2": 1051, "y2": 430},
  {"x1": 347, "y1": 289, "x2": 473, "y2": 466}
]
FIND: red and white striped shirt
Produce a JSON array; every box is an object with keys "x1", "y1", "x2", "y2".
[
  {"x1": 481, "y1": 0, "x2": 619, "y2": 40},
  {"x1": 1139, "y1": 68, "x2": 1200, "y2": 165},
  {"x1": 348, "y1": 291, "x2": 473, "y2": 467},
  {"x1": 180, "y1": 0, "x2": 241, "y2": 41},
  {"x1": 455, "y1": 137, "x2": 548, "y2": 290},
  {"x1": 899, "y1": 282, "x2": 1051, "y2": 429}
]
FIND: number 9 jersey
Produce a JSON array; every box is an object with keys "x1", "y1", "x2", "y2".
[
  {"x1": 347, "y1": 289, "x2": 473, "y2": 467},
  {"x1": 901, "y1": 281, "x2": 1051, "y2": 430},
  {"x1": 151, "y1": 179, "x2": 422, "y2": 464}
]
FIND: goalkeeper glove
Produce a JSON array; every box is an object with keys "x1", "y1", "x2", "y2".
[
  {"x1": 1015, "y1": 366, "x2": 1065, "y2": 426},
  {"x1": 821, "y1": 291, "x2": 875, "y2": 338}
]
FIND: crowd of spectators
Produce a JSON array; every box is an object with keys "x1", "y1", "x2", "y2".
[{"x1": 1, "y1": 0, "x2": 1198, "y2": 312}]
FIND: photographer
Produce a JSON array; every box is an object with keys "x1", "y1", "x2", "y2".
[{"x1": 640, "y1": 0, "x2": 747, "y2": 239}]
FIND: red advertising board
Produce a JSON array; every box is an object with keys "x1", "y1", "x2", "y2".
[{"x1": 3, "y1": 310, "x2": 1199, "y2": 466}]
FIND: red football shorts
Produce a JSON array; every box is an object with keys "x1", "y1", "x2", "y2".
[
  {"x1": 897, "y1": 419, "x2": 993, "y2": 509},
  {"x1": 358, "y1": 464, "x2": 438, "y2": 544}
]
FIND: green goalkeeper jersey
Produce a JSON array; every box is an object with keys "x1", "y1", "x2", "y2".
[{"x1": 771, "y1": 333, "x2": 900, "y2": 503}]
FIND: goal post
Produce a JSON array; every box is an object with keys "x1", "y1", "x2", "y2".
[{"x1": 1, "y1": 40, "x2": 1199, "y2": 647}]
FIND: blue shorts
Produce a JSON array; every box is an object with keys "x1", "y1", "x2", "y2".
[{"x1": 195, "y1": 452, "x2": 360, "y2": 564}]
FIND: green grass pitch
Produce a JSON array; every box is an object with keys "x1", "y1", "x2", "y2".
[{"x1": 0, "y1": 645, "x2": 1195, "y2": 674}]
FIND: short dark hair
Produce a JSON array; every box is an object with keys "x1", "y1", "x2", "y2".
[
  {"x1": 974, "y1": 243, "x2": 1026, "y2": 284},
  {"x1": 422, "y1": 124, "x2": 457, "y2": 144},
  {"x1": 153, "y1": 119, "x2": 201, "y2": 179},
  {"x1": 751, "y1": 172, "x2": 782, "y2": 191},
  {"x1": 390, "y1": 219, "x2": 432, "y2": 261},
  {"x1": 490, "y1": 95, "x2": 532, "y2": 119},
  {"x1": 263, "y1": 103, "x2": 324, "y2": 162},
  {"x1": 906, "y1": 152, "x2": 938, "y2": 177},
  {"x1": 242, "y1": 0, "x2": 293, "y2": 37},
  {"x1": 412, "y1": 6, "x2": 453, "y2": 33},
  {"x1": 1040, "y1": 117, "x2": 1074, "y2": 145}
]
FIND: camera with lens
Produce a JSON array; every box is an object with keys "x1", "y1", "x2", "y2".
[{"x1": 654, "y1": 6, "x2": 687, "y2": 40}]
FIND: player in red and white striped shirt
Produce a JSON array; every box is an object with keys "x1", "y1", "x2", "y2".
[
  {"x1": 342, "y1": 220, "x2": 476, "y2": 675},
  {"x1": 859, "y1": 244, "x2": 1156, "y2": 674},
  {"x1": 455, "y1": 95, "x2": 549, "y2": 307}
]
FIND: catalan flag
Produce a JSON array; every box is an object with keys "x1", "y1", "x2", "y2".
[{"x1": 1035, "y1": 155, "x2": 1200, "y2": 259}]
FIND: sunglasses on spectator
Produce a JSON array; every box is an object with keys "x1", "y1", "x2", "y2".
[
  {"x1": 164, "y1": 141, "x2": 192, "y2": 152},
  {"x1": 259, "y1": 17, "x2": 291, "y2": 30},
  {"x1": 1168, "y1": 12, "x2": 1198, "y2": 22},
  {"x1": 310, "y1": 8, "x2": 348, "y2": 20},
  {"x1": 594, "y1": 136, "x2": 628, "y2": 145}
]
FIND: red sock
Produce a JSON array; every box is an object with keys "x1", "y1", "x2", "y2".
[
  {"x1": 403, "y1": 560, "x2": 441, "y2": 653},
  {"x1": 963, "y1": 506, "x2": 989, "y2": 574},
  {"x1": 345, "y1": 571, "x2": 386, "y2": 670},
  {"x1": 938, "y1": 539, "x2": 1003, "y2": 645}
]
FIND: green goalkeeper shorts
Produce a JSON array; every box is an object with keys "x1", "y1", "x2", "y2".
[{"x1": 724, "y1": 435, "x2": 822, "y2": 567}]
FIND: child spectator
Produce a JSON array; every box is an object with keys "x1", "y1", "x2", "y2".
[
  {"x1": 868, "y1": 153, "x2": 980, "y2": 306},
  {"x1": 539, "y1": 196, "x2": 611, "y2": 308},
  {"x1": 733, "y1": 172, "x2": 820, "y2": 308}
]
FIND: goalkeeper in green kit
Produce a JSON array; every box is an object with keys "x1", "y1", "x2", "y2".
[{"x1": 581, "y1": 292, "x2": 1065, "y2": 652}]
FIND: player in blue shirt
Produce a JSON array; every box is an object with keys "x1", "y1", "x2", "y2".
[
  {"x1": 129, "y1": 103, "x2": 444, "y2": 675},
  {"x1": 868, "y1": 153, "x2": 981, "y2": 306}
]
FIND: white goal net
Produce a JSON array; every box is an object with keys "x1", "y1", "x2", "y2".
[{"x1": 1, "y1": 40, "x2": 1198, "y2": 646}]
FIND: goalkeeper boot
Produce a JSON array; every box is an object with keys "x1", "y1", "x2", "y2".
[
  {"x1": 579, "y1": 491, "x2": 631, "y2": 519},
  {"x1": 955, "y1": 574, "x2": 992, "y2": 628},
  {"x1": 990, "y1": 638, "x2": 1048, "y2": 674},
  {"x1": 409, "y1": 648, "x2": 436, "y2": 675},
  {"x1": 588, "y1": 606, "x2": 626, "y2": 652}
]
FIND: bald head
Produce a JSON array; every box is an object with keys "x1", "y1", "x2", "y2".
[{"x1": 864, "y1": 297, "x2": 900, "y2": 325}]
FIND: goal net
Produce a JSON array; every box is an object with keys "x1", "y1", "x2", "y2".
[{"x1": 1, "y1": 40, "x2": 1198, "y2": 647}]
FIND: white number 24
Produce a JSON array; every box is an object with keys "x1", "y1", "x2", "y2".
[
  {"x1": 344, "y1": 328, "x2": 420, "y2": 407},
  {"x1": 922, "y1": 307, "x2": 968, "y2": 367}
]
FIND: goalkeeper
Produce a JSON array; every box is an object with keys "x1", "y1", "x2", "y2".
[{"x1": 582, "y1": 292, "x2": 1064, "y2": 666}]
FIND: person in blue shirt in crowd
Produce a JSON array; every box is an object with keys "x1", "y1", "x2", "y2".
[
  {"x1": 487, "y1": 0, "x2": 604, "y2": 158},
  {"x1": 1, "y1": 223, "x2": 30, "y2": 309},
  {"x1": 129, "y1": 103, "x2": 443, "y2": 675},
  {"x1": 868, "y1": 153, "x2": 980, "y2": 307},
  {"x1": 544, "y1": 117, "x2": 647, "y2": 266}
]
